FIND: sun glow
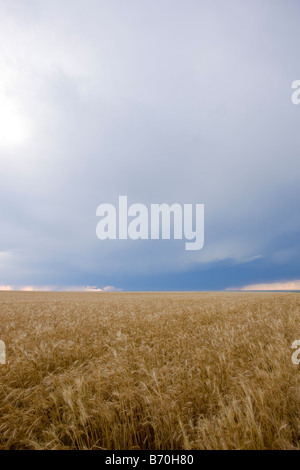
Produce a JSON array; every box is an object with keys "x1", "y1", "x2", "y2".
[
  {"x1": 0, "y1": 57, "x2": 31, "y2": 148},
  {"x1": 0, "y1": 98, "x2": 30, "y2": 148}
]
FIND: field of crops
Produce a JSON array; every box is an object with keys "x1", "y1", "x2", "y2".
[{"x1": 0, "y1": 291, "x2": 300, "y2": 450}]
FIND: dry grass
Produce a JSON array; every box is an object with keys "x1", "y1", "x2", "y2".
[{"x1": 0, "y1": 291, "x2": 300, "y2": 450}]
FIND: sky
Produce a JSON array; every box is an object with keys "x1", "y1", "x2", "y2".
[{"x1": 0, "y1": 0, "x2": 299, "y2": 292}]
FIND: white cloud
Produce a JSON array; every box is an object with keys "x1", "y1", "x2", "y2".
[
  {"x1": 21, "y1": 286, "x2": 53, "y2": 291},
  {"x1": 63, "y1": 285, "x2": 122, "y2": 292},
  {"x1": 63, "y1": 285, "x2": 103, "y2": 292},
  {"x1": 102, "y1": 285, "x2": 122, "y2": 292},
  {"x1": 228, "y1": 280, "x2": 300, "y2": 291},
  {"x1": 0, "y1": 285, "x2": 122, "y2": 292}
]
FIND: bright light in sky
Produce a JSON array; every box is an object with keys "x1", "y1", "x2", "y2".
[
  {"x1": 0, "y1": 97, "x2": 30, "y2": 147},
  {"x1": 0, "y1": 53, "x2": 31, "y2": 148}
]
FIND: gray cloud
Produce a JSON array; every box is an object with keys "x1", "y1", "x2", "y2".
[{"x1": 0, "y1": 0, "x2": 299, "y2": 287}]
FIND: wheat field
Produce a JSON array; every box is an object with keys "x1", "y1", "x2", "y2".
[{"x1": 0, "y1": 291, "x2": 300, "y2": 450}]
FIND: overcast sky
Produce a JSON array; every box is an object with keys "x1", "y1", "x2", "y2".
[{"x1": 0, "y1": 0, "x2": 299, "y2": 291}]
